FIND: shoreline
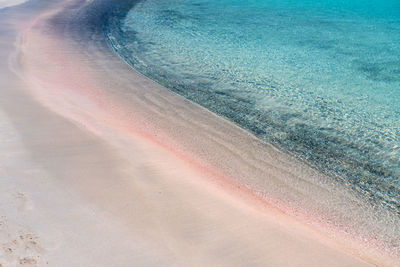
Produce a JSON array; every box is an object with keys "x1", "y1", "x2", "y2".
[
  {"x1": 0, "y1": 0, "x2": 398, "y2": 265},
  {"x1": 106, "y1": 0, "x2": 400, "y2": 219},
  {"x1": 104, "y1": 0, "x2": 400, "y2": 256}
]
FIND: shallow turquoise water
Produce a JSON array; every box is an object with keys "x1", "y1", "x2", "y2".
[{"x1": 106, "y1": 0, "x2": 400, "y2": 215}]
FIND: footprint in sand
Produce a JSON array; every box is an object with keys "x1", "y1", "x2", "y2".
[{"x1": 0, "y1": 218, "x2": 45, "y2": 266}]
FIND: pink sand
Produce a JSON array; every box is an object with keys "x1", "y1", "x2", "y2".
[{"x1": 0, "y1": 0, "x2": 398, "y2": 265}]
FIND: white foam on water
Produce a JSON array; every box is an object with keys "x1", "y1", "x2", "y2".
[{"x1": 0, "y1": 0, "x2": 28, "y2": 10}]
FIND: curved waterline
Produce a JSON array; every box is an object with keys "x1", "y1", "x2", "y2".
[
  {"x1": 106, "y1": 0, "x2": 400, "y2": 215},
  {"x1": 103, "y1": 0, "x2": 400, "y2": 254}
]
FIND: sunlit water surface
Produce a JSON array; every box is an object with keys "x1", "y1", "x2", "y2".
[{"x1": 106, "y1": 0, "x2": 400, "y2": 216}]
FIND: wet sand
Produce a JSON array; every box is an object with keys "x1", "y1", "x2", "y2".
[{"x1": 0, "y1": 0, "x2": 397, "y2": 266}]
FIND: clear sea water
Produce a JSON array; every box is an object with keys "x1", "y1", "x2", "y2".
[{"x1": 106, "y1": 0, "x2": 400, "y2": 216}]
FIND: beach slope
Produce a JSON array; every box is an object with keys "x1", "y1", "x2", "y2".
[{"x1": 0, "y1": 0, "x2": 396, "y2": 266}]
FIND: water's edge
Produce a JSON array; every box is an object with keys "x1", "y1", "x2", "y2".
[
  {"x1": 104, "y1": 0, "x2": 400, "y2": 221},
  {"x1": 67, "y1": 0, "x2": 400, "y2": 256}
]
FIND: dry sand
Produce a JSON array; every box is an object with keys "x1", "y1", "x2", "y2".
[{"x1": 0, "y1": 0, "x2": 398, "y2": 266}]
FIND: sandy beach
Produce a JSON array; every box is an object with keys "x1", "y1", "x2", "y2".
[{"x1": 0, "y1": 0, "x2": 398, "y2": 266}]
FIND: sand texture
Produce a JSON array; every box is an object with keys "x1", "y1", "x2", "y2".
[{"x1": 0, "y1": 0, "x2": 398, "y2": 266}]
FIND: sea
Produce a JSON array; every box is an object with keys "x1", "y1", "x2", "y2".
[{"x1": 104, "y1": 0, "x2": 400, "y2": 248}]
